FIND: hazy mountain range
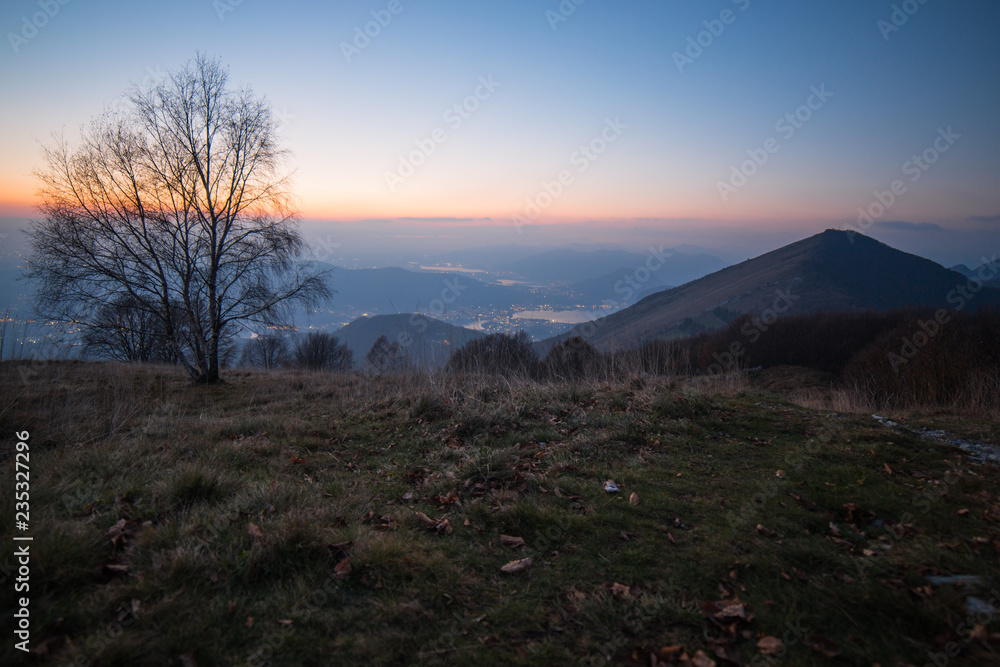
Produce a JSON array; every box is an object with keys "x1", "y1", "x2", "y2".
[
  {"x1": 336, "y1": 230, "x2": 999, "y2": 366},
  {"x1": 542, "y1": 230, "x2": 1000, "y2": 352}
]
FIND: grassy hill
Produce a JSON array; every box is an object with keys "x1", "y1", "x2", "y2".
[
  {"x1": 333, "y1": 313, "x2": 484, "y2": 369},
  {"x1": 2, "y1": 362, "x2": 999, "y2": 665},
  {"x1": 544, "y1": 230, "x2": 1000, "y2": 352}
]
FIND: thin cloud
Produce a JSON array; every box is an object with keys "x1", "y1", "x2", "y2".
[{"x1": 877, "y1": 221, "x2": 946, "y2": 232}]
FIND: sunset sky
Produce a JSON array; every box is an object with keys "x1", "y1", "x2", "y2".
[{"x1": 2, "y1": 0, "x2": 999, "y2": 264}]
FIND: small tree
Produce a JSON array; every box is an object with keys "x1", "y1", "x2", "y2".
[
  {"x1": 365, "y1": 334, "x2": 407, "y2": 374},
  {"x1": 293, "y1": 332, "x2": 353, "y2": 372},
  {"x1": 27, "y1": 54, "x2": 330, "y2": 383},
  {"x1": 239, "y1": 332, "x2": 291, "y2": 370},
  {"x1": 540, "y1": 336, "x2": 604, "y2": 380},
  {"x1": 448, "y1": 331, "x2": 537, "y2": 376}
]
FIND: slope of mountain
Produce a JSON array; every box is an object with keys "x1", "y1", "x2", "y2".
[
  {"x1": 950, "y1": 262, "x2": 1000, "y2": 288},
  {"x1": 332, "y1": 313, "x2": 483, "y2": 369},
  {"x1": 543, "y1": 230, "x2": 1000, "y2": 352}
]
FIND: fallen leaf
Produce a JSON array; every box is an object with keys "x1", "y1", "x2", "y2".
[
  {"x1": 329, "y1": 540, "x2": 353, "y2": 557},
  {"x1": 958, "y1": 509, "x2": 970, "y2": 516},
  {"x1": 713, "y1": 642, "x2": 748, "y2": 666},
  {"x1": 248, "y1": 523, "x2": 264, "y2": 540},
  {"x1": 430, "y1": 492, "x2": 460, "y2": 506},
  {"x1": 289, "y1": 456, "x2": 306, "y2": 464},
  {"x1": 755, "y1": 524, "x2": 776, "y2": 538},
  {"x1": 691, "y1": 649, "x2": 717, "y2": 667},
  {"x1": 227, "y1": 600, "x2": 236, "y2": 617},
  {"x1": 501, "y1": 557, "x2": 533, "y2": 574},
  {"x1": 884, "y1": 463, "x2": 893, "y2": 475},
  {"x1": 775, "y1": 469, "x2": 786, "y2": 479},
  {"x1": 245, "y1": 616, "x2": 254, "y2": 628},
  {"x1": 334, "y1": 557, "x2": 352, "y2": 579},
  {"x1": 629, "y1": 492, "x2": 640, "y2": 505},
  {"x1": 610, "y1": 582, "x2": 631, "y2": 598},
  {"x1": 653, "y1": 646, "x2": 686, "y2": 663},
  {"x1": 803, "y1": 635, "x2": 840, "y2": 658},
  {"x1": 101, "y1": 563, "x2": 130, "y2": 577},
  {"x1": 277, "y1": 619, "x2": 293, "y2": 625},
  {"x1": 757, "y1": 636, "x2": 784, "y2": 655},
  {"x1": 500, "y1": 535, "x2": 526, "y2": 549},
  {"x1": 414, "y1": 511, "x2": 452, "y2": 534},
  {"x1": 701, "y1": 599, "x2": 751, "y2": 623}
]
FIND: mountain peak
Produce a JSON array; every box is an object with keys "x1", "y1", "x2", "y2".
[{"x1": 542, "y1": 230, "x2": 998, "y2": 351}]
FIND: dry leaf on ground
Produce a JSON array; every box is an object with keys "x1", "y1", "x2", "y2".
[{"x1": 501, "y1": 557, "x2": 533, "y2": 574}]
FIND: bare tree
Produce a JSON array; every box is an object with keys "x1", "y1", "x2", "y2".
[
  {"x1": 293, "y1": 332, "x2": 353, "y2": 372},
  {"x1": 239, "y1": 332, "x2": 291, "y2": 370},
  {"x1": 365, "y1": 334, "x2": 407, "y2": 374},
  {"x1": 26, "y1": 54, "x2": 330, "y2": 383}
]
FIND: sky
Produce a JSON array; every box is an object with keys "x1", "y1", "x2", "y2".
[{"x1": 1, "y1": 0, "x2": 1000, "y2": 266}]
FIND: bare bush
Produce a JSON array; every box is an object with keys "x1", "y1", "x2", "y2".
[
  {"x1": 293, "y1": 332, "x2": 353, "y2": 372},
  {"x1": 239, "y1": 333, "x2": 291, "y2": 370},
  {"x1": 448, "y1": 332, "x2": 537, "y2": 377}
]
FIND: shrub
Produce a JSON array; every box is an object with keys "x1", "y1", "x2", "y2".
[
  {"x1": 366, "y1": 334, "x2": 408, "y2": 374},
  {"x1": 540, "y1": 336, "x2": 605, "y2": 380},
  {"x1": 292, "y1": 332, "x2": 353, "y2": 372},
  {"x1": 448, "y1": 332, "x2": 537, "y2": 377},
  {"x1": 239, "y1": 333, "x2": 291, "y2": 370}
]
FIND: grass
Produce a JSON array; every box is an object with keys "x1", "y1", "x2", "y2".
[{"x1": 1, "y1": 361, "x2": 999, "y2": 666}]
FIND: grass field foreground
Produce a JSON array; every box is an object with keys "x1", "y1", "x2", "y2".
[{"x1": 1, "y1": 362, "x2": 999, "y2": 666}]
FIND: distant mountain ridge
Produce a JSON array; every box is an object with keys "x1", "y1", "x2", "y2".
[
  {"x1": 332, "y1": 313, "x2": 483, "y2": 369},
  {"x1": 503, "y1": 247, "x2": 727, "y2": 287},
  {"x1": 541, "y1": 230, "x2": 1000, "y2": 352}
]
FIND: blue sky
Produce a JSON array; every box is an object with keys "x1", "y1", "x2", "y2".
[{"x1": 1, "y1": 0, "x2": 999, "y2": 265}]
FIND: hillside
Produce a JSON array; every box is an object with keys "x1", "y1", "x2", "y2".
[
  {"x1": 334, "y1": 313, "x2": 484, "y2": 368},
  {"x1": 545, "y1": 230, "x2": 1000, "y2": 351},
  {"x1": 2, "y1": 362, "x2": 999, "y2": 665}
]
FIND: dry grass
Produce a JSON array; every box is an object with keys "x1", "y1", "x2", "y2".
[{"x1": 2, "y1": 361, "x2": 999, "y2": 666}]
